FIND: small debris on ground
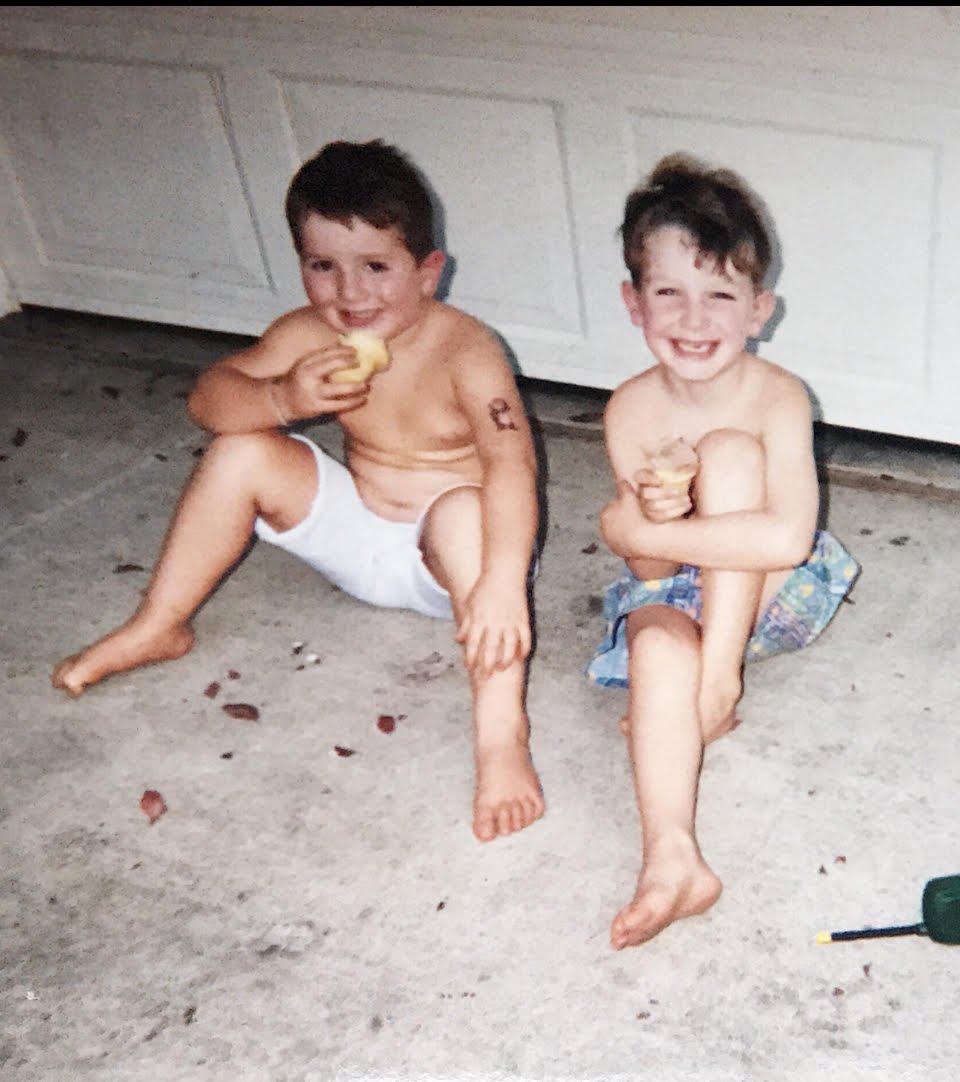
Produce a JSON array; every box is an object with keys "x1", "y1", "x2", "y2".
[
  {"x1": 140, "y1": 789, "x2": 167, "y2": 824},
  {"x1": 222, "y1": 703, "x2": 259, "y2": 721}
]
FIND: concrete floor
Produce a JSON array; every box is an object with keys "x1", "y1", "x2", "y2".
[{"x1": 2, "y1": 307, "x2": 959, "y2": 1082}]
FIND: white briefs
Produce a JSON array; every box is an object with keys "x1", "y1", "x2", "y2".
[{"x1": 253, "y1": 433, "x2": 476, "y2": 619}]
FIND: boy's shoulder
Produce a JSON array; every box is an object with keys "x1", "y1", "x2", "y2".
[
  {"x1": 605, "y1": 366, "x2": 663, "y2": 415},
  {"x1": 248, "y1": 305, "x2": 339, "y2": 365},
  {"x1": 419, "y1": 300, "x2": 509, "y2": 370},
  {"x1": 265, "y1": 304, "x2": 337, "y2": 343},
  {"x1": 749, "y1": 354, "x2": 812, "y2": 411}
]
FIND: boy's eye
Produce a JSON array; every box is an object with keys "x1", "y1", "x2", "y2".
[
  {"x1": 711, "y1": 291, "x2": 736, "y2": 301},
  {"x1": 368, "y1": 261, "x2": 389, "y2": 273},
  {"x1": 654, "y1": 288, "x2": 678, "y2": 297},
  {"x1": 306, "y1": 259, "x2": 333, "y2": 272}
]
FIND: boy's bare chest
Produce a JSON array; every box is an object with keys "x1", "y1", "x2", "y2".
[{"x1": 340, "y1": 366, "x2": 472, "y2": 453}]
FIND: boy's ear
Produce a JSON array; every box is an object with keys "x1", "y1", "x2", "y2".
[
  {"x1": 419, "y1": 249, "x2": 446, "y2": 297},
  {"x1": 620, "y1": 279, "x2": 644, "y2": 327},
  {"x1": 750, "y1": 289, "x2": 777, "y2": 336}
]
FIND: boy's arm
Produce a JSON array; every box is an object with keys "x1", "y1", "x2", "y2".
[
  {"x1": 603, "y1": 381, "x2": 688, "y2": 580},
  {"x1": 451, "y1": 329, "x2": 539, "y2": 674},
  {"x1": 187, "y1": 309, "x2": 369, "y2": 434},
  {"x1": 602, "y1": 378, "x2": 818, "y2": 571}
]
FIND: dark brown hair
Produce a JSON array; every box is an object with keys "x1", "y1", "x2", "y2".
[
  {"x1": 285, "y1": 139, "x2": 436, "y2": 262},
  {"x1": 621, "y1": 152, "x2": 771, "y2": 290}
]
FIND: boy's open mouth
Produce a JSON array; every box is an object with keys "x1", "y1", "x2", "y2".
[
  {"x1": 340, "y1": 310, "x2": 380, "y2": 329},
  {"x1": 672, "y1": 339, "x2": 717, "y2": 359}
]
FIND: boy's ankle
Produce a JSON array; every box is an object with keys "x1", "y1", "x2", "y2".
[{"x1": 474, "y1": 730, "x2": 531, "y2": 756}]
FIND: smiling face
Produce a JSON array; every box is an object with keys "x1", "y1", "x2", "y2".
[
  {"x1": 622, "y1": 225, "x2": 775, "y2": 383},
  {"x1": 298, "y1": 212, "x2": 445, "y2": 340}
]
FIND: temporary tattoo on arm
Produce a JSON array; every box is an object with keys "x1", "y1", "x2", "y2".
[{"x1": 488, "y1": 397, "x2": 518, "y2": 431}]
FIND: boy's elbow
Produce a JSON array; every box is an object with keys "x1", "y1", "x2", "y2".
[
  {"x1": 780, "y1": 523, "x2": 816, "y2": 568},
  {"x1": 185, "y1": 384, "x2": 214, "y2": 431},
  {"x1": 185, "y1": 388, "x2": 203, "y2": 425}
]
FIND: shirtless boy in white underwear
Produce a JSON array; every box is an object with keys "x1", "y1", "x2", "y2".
[{"x1": 52, "y1": 139, "x2": 545, "y2": 843}]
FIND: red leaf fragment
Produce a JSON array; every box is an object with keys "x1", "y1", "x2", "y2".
[
  {"x1": 834, "y1": 855, "x2": 847, "y2": 864},
  {"x1": 334, "y1": 745, "x2": 356, "y2": 757},
  {"x1": 204, "y1": 681, "x2": 221, "y2": 699},
  {"x1": 863, "y1": 964, "x2": 871, "y2": 978},
  {"x1": 832, "y1": 987, "x2": 844, "y2": 997},
  {"x1": 227, "y1": 669, "x2": 241, "y2": 680},
  {"x1": 222, "y1": 702, "x2": 259, "y2": 721},
  {"x1": 376, "y1": 714, "x2": 396, "y2": 734},
  {"x1": 140, "y1": 789, "x2": 167, "y2": 824}
]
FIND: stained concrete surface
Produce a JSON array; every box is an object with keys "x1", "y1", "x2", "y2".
[{"x1": 2, "y1": 307, "x2": 959, "y2": 1082}]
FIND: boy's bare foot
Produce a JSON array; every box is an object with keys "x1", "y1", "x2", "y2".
[
  {"x1": 473, "y1": 741, "x2": 545, "y2": 841},
  {"x1": 51, "y1": 620, "x2": 195, "y2": 697},
  {"x1": 610, "y1": 846, "x2": 722, "y2": 949}
]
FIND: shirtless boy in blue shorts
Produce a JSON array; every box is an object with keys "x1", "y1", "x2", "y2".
[
  {"x1": 586, "y1": 153, "x2": 858, "y2": 948},
  {"x1": 52, "y1": 139, "x2": 545, "y2": 843}
]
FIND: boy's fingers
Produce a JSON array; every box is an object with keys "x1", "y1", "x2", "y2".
[
  {"x1": 487, "y1": 632, "x2": 508, "y2": 674},
  {"x1": 465, "y1": 626, "x2": 485, "y2": 670}
]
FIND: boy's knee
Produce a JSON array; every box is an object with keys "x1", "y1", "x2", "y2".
[
  {"x1": 627, "y1": 607, "x2": 698, "y2": 653},
  {"x1": 694, "y1": 428, "x2": 765, "y2": 510},
  {"x1": 423, "y1": 485, "x2": 482, "y2": 541},
  {"x1": 201, "y1": 431, "x2": 289, "y2": 478},
  {"x1": 696, "y1": 428, "x2": 763, "y2": 469},
  {"x1": 419, "y1": 484, "x2": 483, "y2": 570}
]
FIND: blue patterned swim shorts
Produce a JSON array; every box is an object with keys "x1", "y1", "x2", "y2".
[{"x1": 585, "y1": 529, "x2": 860, "y2": 689}]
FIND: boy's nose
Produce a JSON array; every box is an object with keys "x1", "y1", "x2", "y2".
[
  {"x1": 338, "y1": 270, "x2": 365, "y2": 301},
  {"x1": 680, "y1": 301, "x2": 708, "y2": 332}
]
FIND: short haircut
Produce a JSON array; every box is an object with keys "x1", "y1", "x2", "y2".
[
  {"x1": 285, "y1": 139, "x2": 436, "y2": 262},
  {"x1": 620, "y1": 153, "x2": 772, "y2": 291}
]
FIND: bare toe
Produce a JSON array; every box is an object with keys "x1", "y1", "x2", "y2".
[
  {"x1": 51, "y1": 655, "x2": 87, "y2": 697},
  {"x1": 472, "y1": 744, "x2": 544, "y2": 841}
]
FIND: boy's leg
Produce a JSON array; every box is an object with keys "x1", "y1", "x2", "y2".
[
  {"x1": 419, "y1": 486, "x2": 544, "y2": 842},
  {"x1": 52, "y1": 432, "x2": 318, "y2": 695},
  {"x1": 611, "y1": 604, "x2": 722, "y2": 949},
  {"x1": 694, "y1": 429, "x2": 788, "y2": 743}
]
